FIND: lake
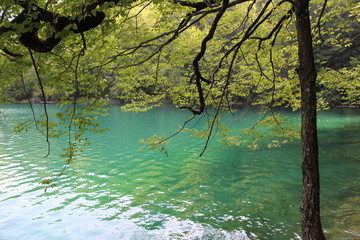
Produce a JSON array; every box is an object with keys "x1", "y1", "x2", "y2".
[{"x1": 0, "y1": 104, "x2": 359, "y2": 239}]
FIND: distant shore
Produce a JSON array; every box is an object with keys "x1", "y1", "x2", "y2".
[
  {"x1": 329, "y1": 105, "x2": 360, "y2": 108},
  {"x1": 6, "y1": 100, "x2": 360, "y2": 109}
]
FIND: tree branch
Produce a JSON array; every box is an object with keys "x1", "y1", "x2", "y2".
[
  {"x1": 316, "y1": 0, "x2": 327, "y2": 43},
  {"x1": 0, "y1": 0, "x2": 129, "y2": 53},
  {"x1": 29, "y1": 49, "x2": 51, "y2": 157},
  {"x1": 188, "y1": 0, "x2": 230, "y2": 115}
]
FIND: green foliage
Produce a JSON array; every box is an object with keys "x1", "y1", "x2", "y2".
[
  {"x1": 14, "y1": 120, "x2": 33, "y2": 133},
  {"x1": 318, "y1": 63, "x2": 360, "y2": 105},
  {"x1": 139, "y1": 134, "x2": 170, "y2": 156},
  {"x1": 139, "y1": 110, "x2": 300, "y2": 155},
  {"x1": 0, "y1": 0, "x2": 359, "y2": 172},
  {"x1": 2, "y1": 0, "x2": 358, "y2": 110}
]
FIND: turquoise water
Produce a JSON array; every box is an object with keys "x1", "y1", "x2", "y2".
[{"x1": 0, "y1": 104, "x2": 359, "y2": 239}]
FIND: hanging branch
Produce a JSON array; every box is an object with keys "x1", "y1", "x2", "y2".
[
  {"x1": 28, "y1": 49, "x2": 51, "y2": 157},
  {"x1": 197, "y1": 0, "x2": 273, "y2": 114},
  {"x1": 195, "y1": 0, "x2": 297, "y2": 155},
  {"x1": 92, "y1": 0, "x2": 252, "y2": 72},
  {"x1": 67, "y1": 54, "x2": 81, "y2": 161},
  {"x1": 181, "y1": 0, "x2": 230, "y2": 115},
  {"x1": 154, "y1": 51, "x2": 162, "y2": 85},
  {"x1": 156, "y1": 114, "x2": 197, "y2": 145},
  {"x1": 184, "y1": 0, "x2": 273, "y2": 155},
  {"x1": 64, "y1": 33, "x2": 88, "y2": 165},
  {"x1": 199, "y1": 44, "x2": 240, "y2": 156},
  {"x1": 20, "y1": 71, "x2": 41, "y2": 132},
  {"x1": 316, "y1": 0, "x2": 328, "y2": 43}
]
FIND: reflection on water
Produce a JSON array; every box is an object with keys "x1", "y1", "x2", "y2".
[{"x1": 0, "y1": 104, "x2": 359, "y2": 239}]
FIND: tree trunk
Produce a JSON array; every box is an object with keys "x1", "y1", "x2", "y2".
[{"x1": 294, "y1": 1, "x2": 326, "y2": 239}]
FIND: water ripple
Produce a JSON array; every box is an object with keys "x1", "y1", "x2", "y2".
[{"x1": 0, "y1": 105, "x2": 359, "y2": 239}]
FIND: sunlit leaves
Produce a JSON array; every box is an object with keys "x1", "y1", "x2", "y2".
[
  {"x1": 0, "y1": 0, "x2": 359, "y2": 164},
  {"x1": 319, "y1": 64, "x2": 360, "y2": 105},
  {"x1": 139, "y1": 134, "x2": 169, "y2": 156}
]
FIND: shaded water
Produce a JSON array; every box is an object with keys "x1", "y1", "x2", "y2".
[{"x1": 0, "y1": 104, "x2": 359, "y2": 239}]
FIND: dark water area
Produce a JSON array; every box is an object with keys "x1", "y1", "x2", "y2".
[{"x1": 0, "y1": 104, "x2": 359, "y2": 239}]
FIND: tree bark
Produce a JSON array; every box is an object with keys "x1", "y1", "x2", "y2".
[{"x1": 294, "y1": 1, "x2": 326, "y2": 239}]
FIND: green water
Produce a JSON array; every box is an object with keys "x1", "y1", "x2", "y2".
[{"x1": 0, "y1": 104, "x2": 359, "y2": 240}]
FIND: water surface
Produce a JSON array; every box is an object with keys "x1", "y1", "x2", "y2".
[{"x1": 0, "y1": 104, "x2": 359, "y2": 239}]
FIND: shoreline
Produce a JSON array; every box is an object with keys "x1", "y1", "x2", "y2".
[{"x1": 4, "y1": 100, "x2": 360, "y2": 109}]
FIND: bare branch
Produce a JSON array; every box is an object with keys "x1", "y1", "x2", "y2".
[
  {"x1": 97, "y1": 10, "x2": 209, "y2": 70},
  {"x1": 157, "y1": 115, "x2": 197, "y2": 144},
  {"x1": 199, "y1": 42, "x2": 240, "y2": 157},
  {"x1": 20, "y1": 71, "x2": 41, "y2": 132},
  {"x1": 187, "y1": 0, "x2": 230, "y2": 115},
  {"x1": 316, "y1": 0, "x2": 327, "y2": 43},
  {"x1": 249, "y1": 7, "x2": 294, "y2": 44},
  {"x1": 29, "y1": 49, "x2": 51, "y2": 157}
]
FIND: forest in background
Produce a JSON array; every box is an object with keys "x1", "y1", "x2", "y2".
[{"x1": 1, "y1": 0, "x2": 359, "y2": 109}]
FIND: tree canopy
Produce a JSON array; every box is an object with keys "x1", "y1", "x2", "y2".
[{"x1": 1, "y1": 0, "x2": 358, "y2": 108}]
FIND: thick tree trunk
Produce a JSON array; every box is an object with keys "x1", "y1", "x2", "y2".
[{"x1": 294, "y1": 1, "x2": 326, "y2": 239}]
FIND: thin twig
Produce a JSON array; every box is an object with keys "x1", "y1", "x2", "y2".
[
  {"x1": 316, "y1": 0, "x2": 328, "y2": 43},
  {"x1": 199, "y1": 42, "x2": 241, "y2": 157},
  {"x1": 157, "y1": 114, "x2": 197, "y2": 144},
  {"x1": 19, "y1": 71, "x2": 41, "y2": 132},
  {"x1": 105, "y1": 14, "x2": 207, "y2": 70},
  {"x1": 29, "y1": 49, "x2": 51, "y2": 157}
]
